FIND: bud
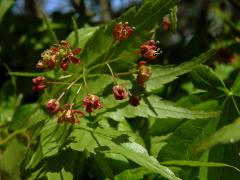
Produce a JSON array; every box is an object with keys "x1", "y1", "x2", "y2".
[
  {"x1": 32, "y1": 84, "x2": 47, "y2": 91},
  {"x1": 32, "y1": 76, "x2": 46, "y2": 84},
  {"x1": 112, "y1": 85, "x2": 128, "y2": 100},
  {"x1": 162, "y1": 16, "x2": 171, "y2": 31},
  {"x1": 47, "y1": 99, "x2": 60, "y2": 112},
  {"x1": 83, "y1": 94, "x2": 102, "y2": 113},
  {"x1": 60, "y1": 60, "x2": 69, "y2": 71},
  {"x1": 129, "y1": 95, "x2": 140, "y2": 106},
  {"x1": 137, "y1": 63, "x2": 152, "y2": 87},
  {"x1": 32, "y1": 76, "x2": 47, "y2": 91},
  {"x1": 140, "y1": 40, "x2": 160, "y2": 60},
  {"x1": 113, "y1": 22, "x2": 134, "y2": 41}
]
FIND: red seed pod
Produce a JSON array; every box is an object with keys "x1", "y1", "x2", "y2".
[
  {"x1": 113, "y1": 22, "x2": 134, "y2": 41},
  {"x1": 162, "y1": 16, "x2": 171, "y2": 31},
  {"x1": 47, "y1": 99, "x2": 60, "y2": 113},
  {"x1": 129, "y1": 95, "x2": 141, "y2": 106},
  {"x1": 83, "y1": 94, "x2": 102, "y2": 113},
  {"x1": 112, "y1": 85, "x2": 128, "y2": 100}
]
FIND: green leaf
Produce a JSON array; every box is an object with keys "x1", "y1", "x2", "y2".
[
  {"x1": 196, "y1": 117, "x2": 240, "y2": 153},
  {"x1": 161, "y1": 160, "x2": 240, "y2": 173},
  {"x1": 146, "y1": 49, "x2": 216, "y2": 92},
  {"x1": 94, "y1": 153, "x2": 114, "y2": 180},
  {"x1": 115, "y1": 167, "x2": 153, "y2": 180},
  {"x1": 0, "y1": 0, "x2": 15, "y2": 23},
  {"x1": 149, "y1": 98, "x2": 219, "y2": 136},
  {"x1": 191, "y1": 64, "x2": 227, "y2": 93},
  {"x1": 205, "y1": 97, "x2": 240, "y2": 180},
  {"x1": 66, "y1": 26, "x2": 99, "y2": 49},
  {"x1": 70, "y1": 120, "x2": 181, "y2": 180},
  {"x1": 103, "y1": 95, "x2": 219, "y2": 121},
  {"x1": 0, "y1": 139, "x2": 27, "y2": 180},
  {"x1": 170, "y1": 6, "x2": 178, "y2": 32},
  {"x1": 231, "y1": 73, "x2": 240, "y2": 97},
  {"x1": 9, "y1": 103, "x2": 47, "y2": 131}
]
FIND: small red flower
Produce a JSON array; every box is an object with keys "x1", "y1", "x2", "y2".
[
  {"x1": 83, "y1": 94, "x2": 102, "y2": 113},
  {"x1": 162, "y1": 16, "x2": 171, "y2": 31},
  {"x1": 57, "y1": 108, "x2": 84, "y2": 124},
  {"x1": 32, "y1": 76, "x2": 47, "y2": 91},
  {"x1": 129, "y1": 95, "x2": 140, "y2": 106},
  {"x1": 113, "y1": 85, "x2": 128, "y2": 100},
  {"x1": 137, "y1": 62, "x2": 152, "y2": 87},
  {"x1": 140, "y1": 40, "x2": 160, "y2": 60},
  {"x1": 47, "y1": 99, "x2": 60, "y2": 113},
  {"x1": 113, "y1": 22, "x2": 134, "y2": 41}
]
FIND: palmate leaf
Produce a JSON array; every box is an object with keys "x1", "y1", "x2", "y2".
[
  {"x1": 146, "y1": 49, "x2": 216, "y2": 92},
  {"x1": 196, "y1": 117, "x2": 240, "y2": 153},
  {"x1": 70, "y1": 119, "x2": 181, "y2": 180},
  {"x1": 101, "y1": 95, "x2": 219, "y2": 121}
]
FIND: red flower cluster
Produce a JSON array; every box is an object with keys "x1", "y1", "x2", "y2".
[
  {"x1": 140, "y1": 40, "x2": 160, "y2": 60},
  {"x1": 36, "y1": 40, "x2": 81, "y2": 71},
  {"x1": 83, "y1": 94, "x2": 102, "y2": 113},
  {"x1": 32, "y1": 76, "x2": 47, "y2": 91},
  {"x1": 113, "y1": 22, "x2": 134, "y2": 41},
  {"x1": 46, "y1": 94, "x2": 103, "y2": 124},
  {"x1": 47, "y1": 100, "x2": 84, "y2": 124},
  {"x1": 33, "y1": 18, "x2": 160, "y2": 124}
]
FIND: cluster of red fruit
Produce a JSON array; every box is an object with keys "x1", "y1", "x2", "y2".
[{"x1": 32, "y1": 21, "x2": 161, "y2": 124}]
